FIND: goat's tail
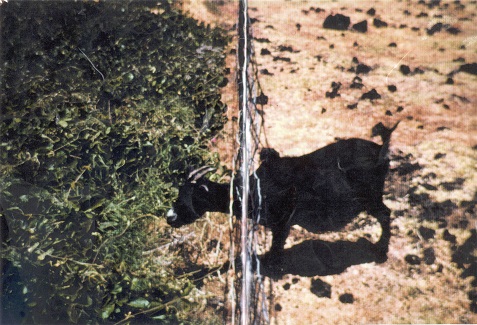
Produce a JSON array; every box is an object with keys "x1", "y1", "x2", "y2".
[{"x1": 374, "y1": 120, "x2": 400, "y2": 164}]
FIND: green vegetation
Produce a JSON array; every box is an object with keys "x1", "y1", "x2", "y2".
[{"x1": 0, "y1": 1, "x2": 229, "y2": 323}]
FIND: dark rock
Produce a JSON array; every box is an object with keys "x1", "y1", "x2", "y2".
[
  {"x1": 405, "y1": 254, "x2": 421, "y2": 265},
  {"x1": 323, "y1": 14, "x2": 351, "y2": 30},
  {"x1": 326, "y1": 82, "x2": 341, "y2": 99},
  {"x1": 255, "y1": 37, "x2": 271, "y2": 43},
  {"x1": 275, "y1": 303, "x2": 282, "y2": 311},
  {"x1": 273, "y1": 56, "x2": 291, "y2": 62},
  {"x1": 339, "y1": 293, "x2": 355, "y2": 304},
  {"x1": 321, "y1": 108, "x2": 327, "y2": 114},
  {"x1": 396, "y1": 106, "x2": 404, "y2": 112},
  {"x1": 397, "y1": 162, "x2": 421, "y2": 176},
  {"x1": 459, "y1": 63, "x2": 477, "y2": 75},
  {"x1": 311, "y1": 279, "x2": 332, "y2": 298},
  {"x1": 356, "y1": 63, "x2": 372, "y2": 74},
  {"x1": 385, "y1": 110, "x2": 393, "y2": 116},
  {"x1": 277, "y1": 45, "x2": 295, "y2": 52},
  {"x1": 389, "y1": 42, "x2": 397, "y2": 47},
  {"x1": 441, "y1": 178, "x2": 465, "y2": 191},
  {"x1": 414, "y1": 67, "x2": 425, "y2": 74},
  {"x1": 352, "y1": 20, "x2": 368, "y2": 33},
  {"x1": 352, "y1": 57, "x2": 359, "y2": 64},
  {"x1": 347, "y1": 103, "x2": 358, "y2": 110},
  {"x1": 366, "y1": 8, "x2": 376, "y2": 16},
  {"x1": 417, "y1": 12, "x2": 429, "y2": 18},
  {"x1": 400, "y1": 65, "x2": 411, "y2": 75},
  {"x1": 260, "y1": 48, "x2": 271, "y2": 55},
  {"x1": 350, "y1": 76, "x2": 364, "y2": 89},
  {"x1": 446, "y1": 77, "x2": 454, "y2": 84},
  {"x1": 296, "y1": 23, "x2": 301, "y2": 31},
  {"x1": 423, "y1": 248, "x2": 436, "y2": 265},
  {"x1": 373, "y1": 18, "x2": 388, "y2": 28},
  {"x1": 447, "y1": 26, "x2": 461, "y2": 35},
  {"x1": 360, "y1": 89, "x2": 381, "y2": 100},
  {"x1": 388, "y1": 85, "x2": 397, "y2": 92},
  {"x1": 421, "y1": 183, "x2": 438, "y2": 191},
  {"x1": 419, "y1": 226, "x2": 436, "y2": 240},
  {"x1": 255, "y1": 92, "x2": 268, "y2": 105},
  {"x1": 436, "y1": 126, "x2": 450, "y2": 131},
  {"x1": 434, "y1": 153, "x2": 446, "y2": 159},
  {"x1": 260, "y1": 69, "x2": 273, "y2": 76},
  {"x1": 427, "y1": 22, "x2": 443, "y2": 35},
  {"x1": 283, "y1": 283, "x2": 291, "y2": 290}
]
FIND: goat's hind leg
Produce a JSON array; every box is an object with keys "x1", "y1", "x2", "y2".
[{"x1": 372, "y1": 205, "x2": 391, "y2": 263}]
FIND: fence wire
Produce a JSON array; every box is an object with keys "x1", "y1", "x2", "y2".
[{"x1": 230, "y1": 1, "x2": 271, "y2": 324}]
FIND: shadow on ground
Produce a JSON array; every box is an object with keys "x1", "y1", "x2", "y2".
[{"x1": 259, "y1": 237, "x2": 380, "y2": 279}]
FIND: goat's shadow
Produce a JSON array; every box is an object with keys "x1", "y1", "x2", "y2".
[{"x1": 256, "y1": 237, "x2": 381, "y2": 279}]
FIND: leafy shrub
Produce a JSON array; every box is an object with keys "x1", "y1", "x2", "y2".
[{"x1": 0, "y1": 1, "x2": 229, "y2": 323}]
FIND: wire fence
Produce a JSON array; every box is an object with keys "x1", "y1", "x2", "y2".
[{"x1": 228, "y1": 1, "x2": 271, "y2": 324}]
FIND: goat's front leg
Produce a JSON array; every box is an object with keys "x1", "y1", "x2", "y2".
[{"x1": 265, "y1": 225, "x2": 291, "y2": 266}]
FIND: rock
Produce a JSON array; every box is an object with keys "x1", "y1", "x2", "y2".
[
  {"x1": 373, "y1": 18, "x2": 388, "y2": 28},
  {"x1": 405, "y1": 254, "x2": 421, "y2": 265},
  {"x1": 352, "y1": 20, "x2": 368, "y2": 33},
  {"x1": 366, "y1": 8, "x2": 376, "y2": 16},
  {"x1": 310, "y1": 278, "x2": 332, "y2": 298},
  {"x1": 347, "y1": 103, "x2": 358, "y2": 110},
  {"x1": 389, "y1": 42, "x2": 397, "y2": 47},
  {"x1": 434, "y1": 153, "x2": 446, "y2": 159},
  {"x1": 419, "y1": 226, "x2": 436, "y2": 240},
  {"x1": 273, "y1": 56, "x2": 291, "y2": 62},
  {"x1": 396, "y1": 106, "x2": 404, "y2": 112},
  {"x1": 427, "y1": 22, "x2": 443, "y2": 35},
  {"x1": 459, "y1": 63, "x2": 477, "y2": 75},
  {"x1": 326, "y1": 82, "x2": 341, "y2": 99},
  {"x1": 339, "y1": 293, "x2": 355, "y2": 304},
  {"x1": 350, "y1": 76, "x2": 364, "y2": 89},
  {"x1": 356, "y1": 63, "x2": 372, "y2": 74},
  {"x1": 447, "y1": 26, "x2": 461, "y2": 35},
  {"x1": 255, "y1": 92, "x2": 268, "y2": 105},
  {"x1": 446, "y1": 77, "x2": 454, "y2": 84},
  {"x1": 400, "y1": 65, "x2": 411, "y2": 75},
  {"x1": 423, "y1": 248, "x2": 436, "y2": 265},
  {"x1": 275, "y1": 303, "x2": 282, "y2": 311},
  {"x1": 260, "y1": 48, "x2": 271, "y2": 55},
  {"x1": 323, "y1": 14, "x2": 351, "y2": 30},
  {"x1": 388, "y1": 85, "x2": 397, "y2": 92},
  {"x1": 283, "y1": 283, "x2": 291, "y2": 290},
  {"x1": 260, "y1": 69, "x2": 273, "y2": 76},
  {"x1": 360, "y1": 89, "x2": 381, "y2": 100}
]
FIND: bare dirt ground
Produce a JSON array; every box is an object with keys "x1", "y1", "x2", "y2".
[{"x1": 176, "y1": 1, "x2": 477, "y2": 324}]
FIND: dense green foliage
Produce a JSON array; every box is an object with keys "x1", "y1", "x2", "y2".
[{"x1": 0, "y1": 1, "x2": 229, "y2": 323}]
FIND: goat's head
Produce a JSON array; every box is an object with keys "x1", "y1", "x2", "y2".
[{"x1": 167, "y1": 166, "x2": 215, "y2": 228}]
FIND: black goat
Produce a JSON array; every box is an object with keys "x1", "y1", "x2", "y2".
[{"x1": 167, "y1": 122, "x2": 399, "y2": 261}]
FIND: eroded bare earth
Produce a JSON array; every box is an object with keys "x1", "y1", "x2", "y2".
[{"x1": 177, "y1": 1, "x2": 477, "y2": 324}]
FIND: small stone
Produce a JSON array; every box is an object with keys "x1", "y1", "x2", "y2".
[
  {"x1": 339, "y1": 293, "x2": 355, "y2": 304},
  {"x1": 311, "y1": 279, "x2": 332, "y2": 298},
  {"x1": 405, "y1": 254, "x2": 421, "y2": 265}
]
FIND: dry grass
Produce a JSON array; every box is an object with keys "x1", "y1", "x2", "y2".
[{"x1": 173, "y1": 1, "x2": 477, "y2": 324}]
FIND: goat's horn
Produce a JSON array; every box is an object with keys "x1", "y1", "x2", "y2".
[{"x1": 188, "y1": 166, "x2": 215, "y2": 181}]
